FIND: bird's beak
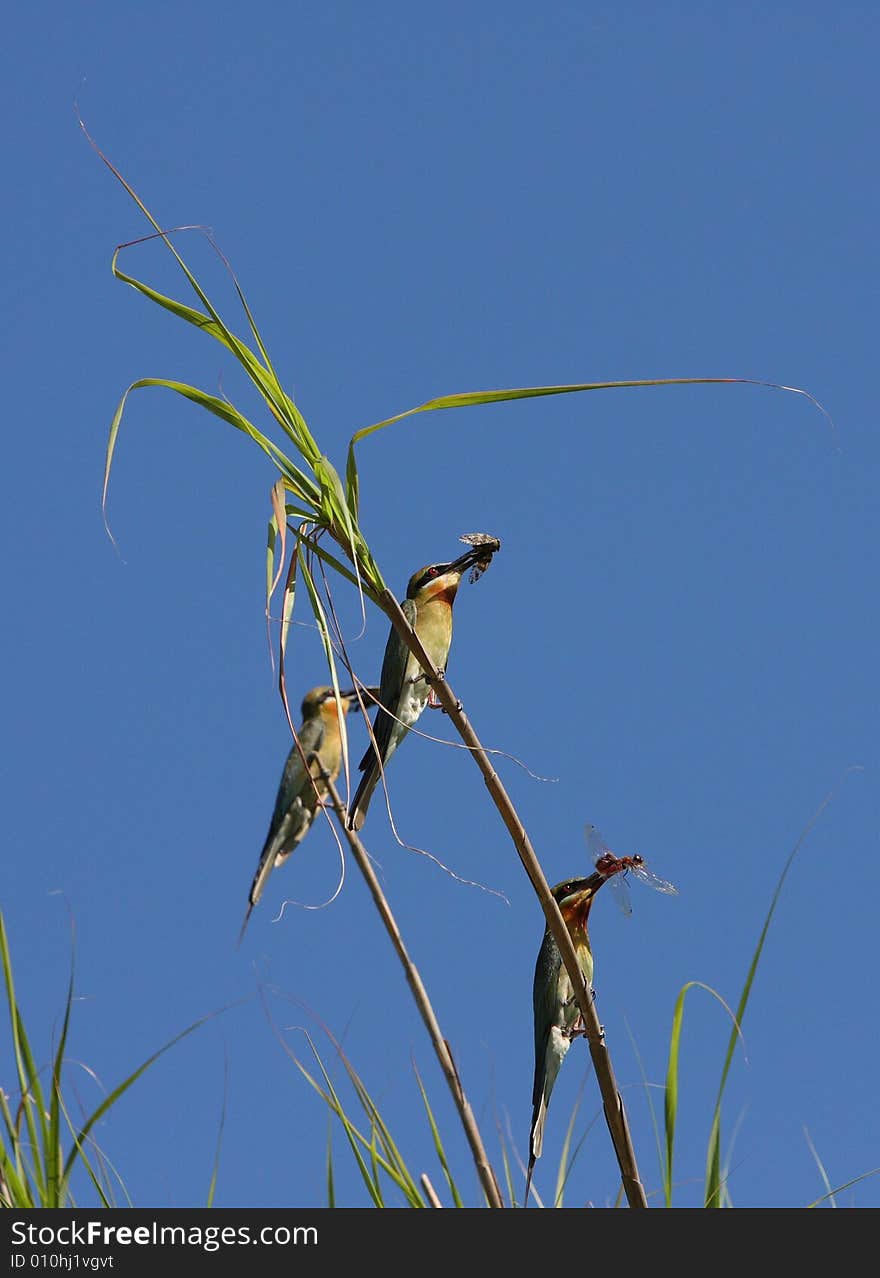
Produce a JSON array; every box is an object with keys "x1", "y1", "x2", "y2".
[
  {"x1": 445, "y1": 545, "x2": 485, "y2": 576},
  {"x1": 568, "y1": 872, "x2": 608, "y2": 905},
  {"x1": 339, "y1": 685, "x2": 381, "y2": 703}
]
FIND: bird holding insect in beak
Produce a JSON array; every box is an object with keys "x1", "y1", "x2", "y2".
[
  {"x1": 239, "y1": 685, "x2": 366, "y2": 942},
  {"x1": 525, "y1": 869, "x2": 608, "y2": 1206},
  {"x1": 346, "y1": 538, "x2": 499, "y2": 832}
]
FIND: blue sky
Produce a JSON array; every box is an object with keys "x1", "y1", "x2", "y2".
[{"x1": 2, "y1": 2, "x2": 878, "y2": 1208}]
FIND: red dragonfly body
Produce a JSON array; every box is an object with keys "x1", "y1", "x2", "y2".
[{"x1": 585, "y1": 825, "x2": 678, "y2": 915}]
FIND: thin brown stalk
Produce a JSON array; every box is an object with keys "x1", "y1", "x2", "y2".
[
  {"x1": 377, "y1": 588, "x2": 648, "y2": 1209},
  {"x1": 322, "y1": 776, "x2": 504, "y2": 1209}
]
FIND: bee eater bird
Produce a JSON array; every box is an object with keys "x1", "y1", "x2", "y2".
[
  {"x1": 239, "y1": 684, "x2": 364, "y2": 941},
  {"x1": 346, "y1": 543, "x2": 490, "y2": 832},
  {"x1": 525, "y1": 870, "x2": 608, "y2": 1206}
]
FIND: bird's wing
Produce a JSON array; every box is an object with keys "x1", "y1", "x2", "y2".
[
  {"x1": 531, "y1": 928, "x2": 563, "y2": 1101},
  {"x1": 529, "y1": 927, "x2": 574, "y2": 1166},
  {"x1": 266, "y1": 715, "x2": 325, "y2": 836},
  {"x1": 357, "y1": 597, "x2": 417, "y2": 771},
  {"x1": 245, "y1": 715, "x2": 326, "y2": 917}
]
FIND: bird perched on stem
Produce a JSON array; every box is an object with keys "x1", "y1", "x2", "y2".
[
  {"x1": 239, "y1": 684, "x2": 367, "y2": 942},
  {"x1": 525, "y1": 869, "x2": 608, "y2": 1206},
  {"x1": 346, "y1": 542, "x2": 493, "y2": 832}
]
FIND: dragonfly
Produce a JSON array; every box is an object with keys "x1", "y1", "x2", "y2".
[{"x1": 585, "y1": 824, "x2": 679, "y2": 916}]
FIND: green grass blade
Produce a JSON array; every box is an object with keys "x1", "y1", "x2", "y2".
[
  {"x1": 350, "y1": 378, "x2": 832, "y2": 448},
  {"x1": 112, "y1": 250, "x2": 318, "y2": 460},
  {"x1": 553, "y1": 1107, "x2": 601, "y2": 1207},
  {"x1": 0, "y1": 1084, "x2": 35, "y2": 1205},
  {"x1": 206, "y1": 1057, "x2": 229, "y2": 1208},
  {"x1": 53, "y1": 1086, "x2": 112, "y2": 1207},
  {"x1": 102, "y1": 379, "x2": 319, "y2": 533},
  {"x1": 1, "y1": 913, "x2": 49, "y2": 1201},
  {"x1": 341, "y1": 1060, "x2": 423, "y2": 1206},
  {"x1": 715, "y1": 1106, "x2": 749, "y2": 1210},
  {"x1": 313, "y1": 454, "x2": 375, "y2": 600},
  {"x1": 664, "y1": 985, "x2": 687, "y2": 1207},
  {"x1": 664, "y1": 981, "x2": 742, "y2": 1209},
  {"x1": 703, "y1": 774, "x2": 858, "y2": 1207},
  {"x1": 287, "y1": 526, "x2": 382, "y2": 602},
  {"x1": 497, "y1": 1137, "x2": 516, "y2": 1209},
  {"x1": 78, "y1": 115, "x2": 234, "y2": 337},
  {"x1": 705, "y1": 1115, "x2": 723, "y2": 1207},
  {"x1": 9, "y1": 1007, "x2": 49, "y2": 1177},
  {"x1": 0, "y1": 1164, "x2": 33, "y2": 1208},
  {"x1": 292, "y1": 1043, "x2": 385, "y2": 1207},
  {"x1": 293, "y1": 1039, "x2": 391, "y2": 1198},
  {"x1": 413, "y1": 1065, "x2": 463, "y2": 1208},
  {"x1": 367, "y1": 1124, "x2": 384, "y2": 1204},
  {"x1": 294, "y1": 1031, "x2": 429, "y2": 1207},
  {"x1": 46, "y1": 922, "x2": 77, "y2": 1207},
  {"x1": 111, "y1": 254, "x2": 230, "y2": 346},
  {"x1": 0, "y1": 1124, "x2": 35, "y2": 1208},
  {"x1": 553, "y1": 1087, "x2": 584, "y2": 1208},
  {"x1": 625, "y1": 1019, "x2": 666, "y2": 1201},
  {"x1": 803, "y1": 1126, "x2": 836, "y2": 1209},
  {"x1": 74, "y1": 1130, "x2": 133, "y2": 1209},
  {"x1": 806, "y1": 1167, "x2": 880, "y2": 1208},
  {"x1": 198, "y1": 235, "x2": 320, "y2": 460},
  {"x1": 204, "y1": 252, "x2": 320, "y2": 465},
  {"x1": 326, "y1": 1121, "x2": 335, "y2": 1208},
  {"x1": 59, "y1": 1010, "x2": 218, "y2": 1193},
  {"x1": 345, "y1": 444, "x2": 360, "y2": 521},
  {"x1": 77, "y1": 121, "x2": 320, "y2": 462}
]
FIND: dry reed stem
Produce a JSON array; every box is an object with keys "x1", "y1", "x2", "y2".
[
  {"x1": 378, "y1": 588, "x2": 648, "y2": 1209},
  {"x1": 421, "y1": 1174, "x2": 443, "y2": 1208},
  {"x1": 322, "y1": 775, "x2": 504, "y2": 1209}
]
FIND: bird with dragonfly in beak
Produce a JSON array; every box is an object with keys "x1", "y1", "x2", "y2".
[
  {"x1": 347, "y1": 534, "x2": 500, "y2": 832},
  {"x1": 525, "y1": 828, "x2": 677, "y2": 1205}
]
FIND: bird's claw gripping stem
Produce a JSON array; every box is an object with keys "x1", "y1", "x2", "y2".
[{"x1": 423, "y1": 669, "x2": 446, "y2": 709}]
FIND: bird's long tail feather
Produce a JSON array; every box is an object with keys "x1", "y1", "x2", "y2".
[
  {"x1": 523, "y1": 1153, "x2": 537, "y2": 1208},
  {"x1": 347, "y1": 761, "x2": 380, "y2": 831},
  {"x1": 523, "y1": 1095, "x2": 547, "y2": 1207}
]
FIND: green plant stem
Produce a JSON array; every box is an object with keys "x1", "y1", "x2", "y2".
[
  {"x1": 322, "y1": 776, "x2": 504, "y2": 1209},
  {"x1": 377, "y1": 588, "x2": 648, "y2": 1210}
]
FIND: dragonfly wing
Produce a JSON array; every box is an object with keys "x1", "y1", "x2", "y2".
[
  {"x1": 610, "y1": 873, "x2": 633, "y2": 916},
  {"x1": 631, "y1": 864, "x2": 679, "y2": 895},
  {"x1": 584, "y1": 823, "x2": 609, "y2": 864}
]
